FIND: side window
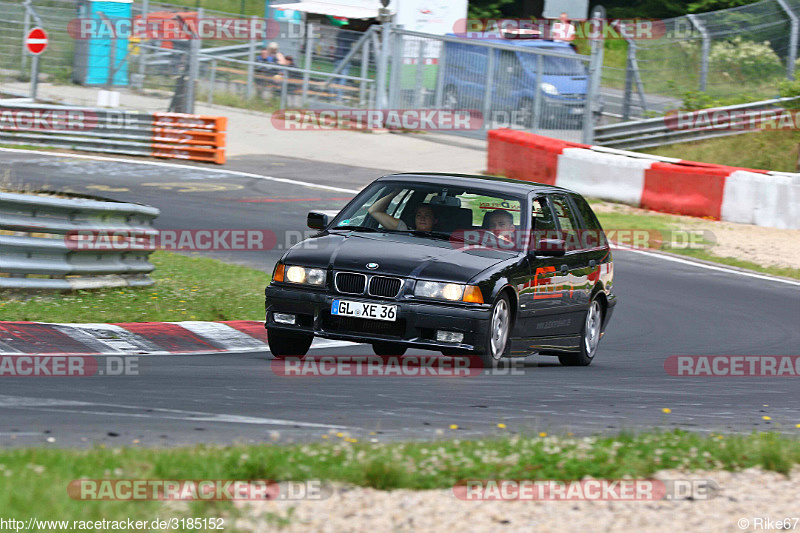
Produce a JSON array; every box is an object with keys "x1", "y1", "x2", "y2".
[
  {"x1": 550, "y1": 195, "x2": 581, "y2": 251},
  {"x1": 570, "y1": 194, "x2": 608, "y2": 249},
  {"x1": 532, "y1": 196, "x2": 556, "y2": 231}
]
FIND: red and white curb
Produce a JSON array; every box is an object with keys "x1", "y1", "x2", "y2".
[
  {"x1": 0, "y1": 321, "x2": 353, "y2": 356},
  {"x1": 487, "y1": 130, "x2": 800, "y2": 230}
]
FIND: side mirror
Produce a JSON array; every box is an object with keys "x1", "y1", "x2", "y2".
[
  {"x1": 533, "y1": 238, "x2": 566, "y2": 257},
  {"x1": 307, "y1": 211, "x2": 329, "y2": 230}
]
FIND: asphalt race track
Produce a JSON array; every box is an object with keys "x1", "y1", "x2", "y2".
[{"x1": 1, "y1": 149, "x2": 799, "y2": 447}]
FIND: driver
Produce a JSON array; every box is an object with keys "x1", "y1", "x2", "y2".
[
  {"x1": 486, "y1": 209, "x2": 516, "y2": 247},
  {"x1": 368, "y1": 189, "x2": 439, "y2": 231}
]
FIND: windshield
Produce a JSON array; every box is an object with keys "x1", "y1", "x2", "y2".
[
  {"x1": 331, "y1": 181, "x2": 527, "y2": 240},
  {"x1": 518, "y1": 51, "x2": 587, "y2": 76}
]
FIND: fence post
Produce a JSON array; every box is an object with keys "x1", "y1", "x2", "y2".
[
  {"x1": 138, "y1": 0, "x2": 149, "y2": 82},
  {"x1": 186, "y1": 7, "x2": 203, "y2": 114},
  {"x1": 376, "y1": 21, "x2": 391, "y2": 109},
  {"x1": 583, "y1": 5, "x2": 605, "y2": 144},
  {"x1": 532, "y1": 54, "x2": 543, "y2": 132},
  {"x1": 208, "y1": 58, "x2": 216, "y2": 104},
  {"x1": 687, "y1": 15, "x2": 709, "y2": 91},
  {"x1": 776, "y1": 0, "x2": 799, "y2": 80},
  {"x1": 414, "y1": 40, "x2": 427, "y2": 107},
  {"x1": 359, "y1": 38, "x2": 370, "y2": 106},
  {"x1": 434, "y1": 41, "x2": 447, "y2": 109},
  {"x1": 622, "y1": 40, "x2": 634, "y2": 121},
  {"x1": 482, "y1": 49, "x2": 495, "y2": 133},
  {"x1": 301, "y1": 22, "x2": 314, "y2": 106},
  {"x1": 21, "y1": 2, "x2": 31, "y2": 72},
  {"x1": 387, "y1": 29, "x2": 403, "y2": 108},
  {"x1": 246, "y1": 15, "x2": 257, "y2": 100}
]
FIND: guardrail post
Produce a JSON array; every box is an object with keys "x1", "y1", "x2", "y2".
[
  {"x1": 688, "y1": 15, "x2": 709, "y2": 91},
  {"x1": 777, "y1": 0, "x2": 799, "y2": 80},
  {"x1": 246, "y1": 16, "x2": 257, "y2": 100},
  {"x1": 302, "y1": 22, "x2": 314, "y2": 106}
]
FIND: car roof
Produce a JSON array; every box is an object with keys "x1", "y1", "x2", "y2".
[
  {"x1": 445, "y1": 35, "x2": 577, "y2": 52},
  {"x1": 377, "y1": 173, "x2": 574, "y2": 195}
]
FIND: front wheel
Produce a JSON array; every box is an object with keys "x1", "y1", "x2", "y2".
[
  {"x1": 559, "y1": 298, "x2": 603, "y2": 366},
  {"x1": 267, "y1": 329, "x2": 313, "y2": 358},
  {"x1": 477, "y1": 294, "x2": 512, "y2": 367}
]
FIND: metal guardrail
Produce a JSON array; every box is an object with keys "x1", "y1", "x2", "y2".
[
  {"x1": 0, "y1": 191, "x2": 160, "y2": 290},
  {"x1": 594, "y1": 96, "x2": 800, "y2": 150},
  {"x1": 0, "y1": 103, "x2": 227, "y2": 164}
]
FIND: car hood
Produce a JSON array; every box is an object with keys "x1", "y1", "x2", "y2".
[{"x1": 281, "y1": 232, "x2": 516, "y2": 283}]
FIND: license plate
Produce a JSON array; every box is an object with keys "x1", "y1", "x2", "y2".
[{"x1": 331, "y1": 300, "x2": 397, "y2": 322}]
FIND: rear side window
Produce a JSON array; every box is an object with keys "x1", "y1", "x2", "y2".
[{"x1": 571, "y1": 194, "x2": 608, "y2": 249}]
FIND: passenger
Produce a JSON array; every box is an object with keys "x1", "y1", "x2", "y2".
[{"x1": 368, "y1": 189, "x2": 439, "y2": 231}]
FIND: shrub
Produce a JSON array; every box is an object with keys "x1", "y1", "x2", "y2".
[{"x1": 709, "y1": 36, "x2": 784, "y2": 82}]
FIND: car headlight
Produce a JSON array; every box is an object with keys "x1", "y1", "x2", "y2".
[
  {"x1": 414, "y1": 281, "x2": 465, "y2": 301},
  {"x1": 540, "y1": 82, "x2": 558, "y2": 96},
  {"x1": 284, "y1": 265, "x2": 326, "y2": 286}
]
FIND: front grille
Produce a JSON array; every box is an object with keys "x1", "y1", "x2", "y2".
[
  {"x1": 322, "y1": 313, "x2": 405, "y2": 338},
  {"x1": 336, "y1": 272, "x2": 366, "y2": 294},
  {"x1": 368, "y1": 276, "x2": 402, "y2": 298}
]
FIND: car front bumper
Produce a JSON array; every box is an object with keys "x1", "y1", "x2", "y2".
[{"x1": 265, "y1": 284, "x2": 492, "y2": 352}]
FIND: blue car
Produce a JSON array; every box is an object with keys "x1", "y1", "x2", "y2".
[{"x1": 440, "y1": 38, "x2": 594, "y2": 129}]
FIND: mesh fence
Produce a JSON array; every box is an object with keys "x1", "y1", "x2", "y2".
[
  {"x1": 0, "y1": 0, "x2": 76, "y2": 88},
  {"x1": 608, "y1": 0, "x2": 800, "y2": 119}
]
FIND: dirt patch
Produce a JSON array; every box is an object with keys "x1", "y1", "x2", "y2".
[
  {"x1": 231, "y1": 467, "x2": 799, "y2": 532},
  {"x1": 592, "y1": 202, "x2": 800, "y2": 270}
]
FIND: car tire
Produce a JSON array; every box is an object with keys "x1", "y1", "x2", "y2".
[
  {"x1": 559, "y1": 298, "x2": 603, "y2": 366},
  {"x1": 477, "y1": 294, "x2": 512, "y2": 367},
  {"x1": 267, "y1": 329, "x2": 313, "y2": 359},
  {"x1": 372, "y1": 342, "x2": 408, "y2": 356}
]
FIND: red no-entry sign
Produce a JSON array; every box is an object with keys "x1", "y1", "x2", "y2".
[{"x1": 26, "y1": 27, "x2": 48, "y2": 55}]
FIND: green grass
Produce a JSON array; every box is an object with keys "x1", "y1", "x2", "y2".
[
  {"x1": 0, "y1": 251, "x2": 269, "y2": 323},
  {"x1": 640, "y1": 129, "x2": 800, "y2": 173},
  {"x1": 592, "y1": 206, "x2": 800, "y2": 281},
  {"x1": 1, "y1": 430, "x2": 799, "y2": 520}
]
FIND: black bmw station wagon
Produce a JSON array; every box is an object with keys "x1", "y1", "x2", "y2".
[{"x1": 265, "y1": 173, "x2": 616, "y2": 367}]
